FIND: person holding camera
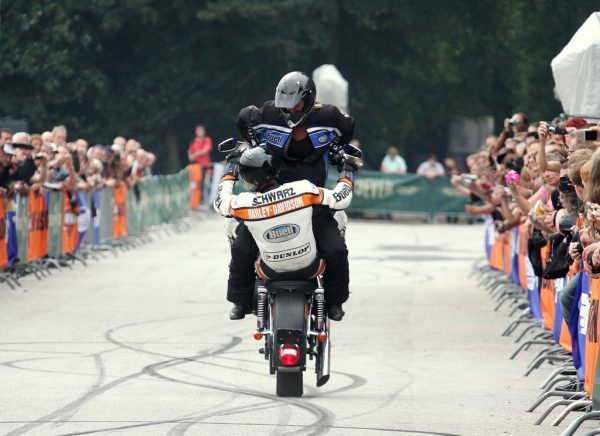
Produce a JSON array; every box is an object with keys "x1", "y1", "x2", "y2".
[{"x1": 492, "y1": 112, "x2": 529, "y2": 155}]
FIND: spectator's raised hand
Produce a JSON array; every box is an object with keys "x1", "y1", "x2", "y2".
[
  {"x1": 586, "y1": 202, "x2": 600, "y2": 224},
  {"x1": 569, "y1": 241, "x2": 582, "y2": 263},
  {"x1": 542, "y1": 212, "x2": 555, "y2": 229},
  {"x1": 538, "y1": 121, "x2": 549, "y2": 141}
]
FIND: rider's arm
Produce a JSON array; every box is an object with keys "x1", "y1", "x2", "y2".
[
  {"x1": 236, "y1": 103, "x2": 266, "y2": 144},
  {"x1": 332, "y1": 107, "x2": 355, "y2": 145},
  {"x1": 318, "y1": 177, "x2": 353, "y2": 211},
  {"x1": 213, "y1": 175, "x2": 237, "y2": 217}
]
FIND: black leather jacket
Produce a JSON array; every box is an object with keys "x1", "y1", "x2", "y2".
[{"x1": 236, "y1": 101, "x2": 355, "y2": 187}]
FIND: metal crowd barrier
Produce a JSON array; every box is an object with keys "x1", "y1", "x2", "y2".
[
  {"x1": 473, "y1": 218, "x2": 600, "y2": 434},
  {"x1": 0, "y1": 169, "x2": 190, "y2": 289}
]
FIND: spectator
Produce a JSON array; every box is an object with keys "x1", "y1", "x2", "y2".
[
  {"x1": 75, "y1": 138, "x2": 89, "y2": 154},
  {"x1": 30, "y1": 134, "x2": 43, "y2": 154},
  {"x1": 492, "y1": 112, "x2": 529, "y2": 154},
  {"x1": 0, "y1": 128, "x2": 12, "y2": 146},
  {"x1": 52, "y1": 125, "x2": 67, "y2": 147},
  {"x1": 41, "y1": 131, "x2": 53, "y2": 145},
  {"x1": 443, "y1": 157, "x2": 460, "y2": 177},
  {"x1": 113, "y1": 136, "x2": 126, "y2": 149},
  {"x1": 188, "y1": 124, "x2": 213, "y2": 169},
  {"x1": 380, "y1": 146, "x2": 407, "y2": 175},
  {"x1": 417, "y1": 154, "x2": 445, "y2": 180}
]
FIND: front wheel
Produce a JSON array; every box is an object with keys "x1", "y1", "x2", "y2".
[{"x1": 276, "y1": 371, "x2": 303, "y2": 397}]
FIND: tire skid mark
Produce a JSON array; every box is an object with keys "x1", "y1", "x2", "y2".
[
  {"x1": 5, "y1": 353, "x2": 129, "y2": 436},
  {"x1": 4, "y1": 421, "x2": 462, "y2": 436},
  {"x1": 104, "y1": 318, "x2": 248, "y2": 361},
  {"x1": 53, "y1": 401, "x2": 282, "y2": 435},
  {"x1": 140, "y1": 368, "x2": 333, "y2": 436},
  {"x1": 302, "y1": 371, "x2": 368, "y2": 398},
  {"x1": 52, "y1": 337, "x2": 242, "y2": 436},
  {"x1": 333, "y1": 371, "x2": 415, "y2": 422},
  {"x1": 0, "y1": 346, "x2": 121, "y2": 377},
  {"x1": 52, "y1": 354, "x2": 106, "y2": 428},
  {"x1": 0, "y1": 349, "x2": 83, "y2": 354},
  {"x1": 142, "y1": 332, "x2": 373, "y2": 433},
  {"x1": 5, "y1": 318, "x2": 239, "y2": 436},
  {"x1": 166, "y1": 401, "x2": 284, "y2": 436}
]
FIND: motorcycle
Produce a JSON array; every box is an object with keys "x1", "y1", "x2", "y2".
[{"x1": 217, "y1": 137, "x2": 361, "y2": 397}]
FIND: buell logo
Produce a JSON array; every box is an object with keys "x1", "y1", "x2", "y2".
[
  {"x1": 264, "y1": 243, "x2": 311, "y2": 262},
  {"x1": 263, "y1": 224, "x2": 300, "y2": 243},
  {"x1": 318, "y1": 134, "x2": 329, "y2": 143},
  {"x1": 265, "y1": 132, "x2": 283, "y2": 144}
]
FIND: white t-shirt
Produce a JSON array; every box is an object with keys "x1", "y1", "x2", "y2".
[
  {"x1": 417, "y1": 161, "x2": 445, "y2": 175},
  {"x1": 380, "y1": 155, "x2": 407, "y2": 173}
]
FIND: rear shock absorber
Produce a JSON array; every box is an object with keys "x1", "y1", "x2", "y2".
[
  {"x1": 314, "y1": 287, "x2": 325, "y2": 332},
  {"x1": 256, "y1": 285, "x2": 267, "y2": 331}
]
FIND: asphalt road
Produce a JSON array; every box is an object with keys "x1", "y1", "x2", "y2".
[{"x1": 0, "y1": 214, "x2": 595, "y2": 435}]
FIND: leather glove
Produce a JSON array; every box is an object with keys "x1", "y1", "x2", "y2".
[
  {"x1": 328, "y1": 144, "x2": 345, "y2": 171},
  {"x1": 339, "y1": 158, "x2": 359, "y2": 182},
  {"x1": 226, "y1": 149, "x2": 242, "y2": 165},
  {"x1": 342, "y1": 159, "x2": 360, "y2": 173}
]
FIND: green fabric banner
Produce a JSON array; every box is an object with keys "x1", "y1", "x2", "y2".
[
  {"x1": 326, "y1": 170, "x2": 466, "y2": 214},
  {"x1": 232, "y1": 170, "x2": 467, "y2": 214}
]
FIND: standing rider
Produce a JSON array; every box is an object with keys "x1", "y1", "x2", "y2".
[{"x1": 224, "y1": 71, "x2": 356, "y2": 321}]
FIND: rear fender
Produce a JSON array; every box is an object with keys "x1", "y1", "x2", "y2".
[{"x1": 272, "y1": 291, "x2": 308, "y2": 368}]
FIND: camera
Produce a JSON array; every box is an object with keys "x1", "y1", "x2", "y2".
[
  {"x1": 505, "y1": 170, "x2": 520, "y2": 184},
  {"x1": 494, "y1": 220, "x2": 507, "y2": 233},
  {"x1": 458, "y1": 174, "x2": 477, "y2": 188},
  {"x1": 558, "y1": 214, "x2": 576, "y2": 236},
  {"x1": 508, "y1": 118, "x2": 520, "y2": 126},
  {"x1": 547, "y1": 123, "x2": 567, "y2": 135},
  {"x1": 584, "y1": 130, "x2": 598, "y2": 141}
]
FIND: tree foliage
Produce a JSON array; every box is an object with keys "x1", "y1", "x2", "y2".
[{"x1": 0, "y1": 0, "x2": 596, "y2": 171}]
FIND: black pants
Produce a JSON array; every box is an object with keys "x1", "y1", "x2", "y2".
[
  {"x1": 560, "y1": 272, "x2": 579, "y2": 323},
  {"x1": 227, "y1": 209, "x2": 350, "y2": 307}
]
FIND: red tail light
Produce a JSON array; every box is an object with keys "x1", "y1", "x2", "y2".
[{"x1": 279, "y1": 344, "x2": 300, "y2": 366}]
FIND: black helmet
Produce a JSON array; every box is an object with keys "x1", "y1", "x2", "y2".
[
  {"x1": 239, "y1": 147, "x2": 278, "y2": 191},
  {"x1": 274, "y1": 71, "x2": 316, "y2": 128}
]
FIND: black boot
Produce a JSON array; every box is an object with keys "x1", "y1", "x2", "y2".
[
  {"x1": 229, "y1": 304, "x2": 252, "y2": 320},
  {"x1": 327, "y1": 304, "x2": 345, "y2": 321}
]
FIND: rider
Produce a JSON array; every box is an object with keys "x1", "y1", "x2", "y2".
[
  {"x1": 215, "y1": 147, "x2": 357, "y2": 314},
  {"x1": 224, "y1": 71, "x2": 356, "y2": 321}
]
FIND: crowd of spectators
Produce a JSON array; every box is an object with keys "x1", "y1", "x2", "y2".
[
  {"x1": 0, "y1": 125, "x2": 156, "y2": 199},
  {"x1": 451, "y1": 112, "x2": 600, "y2": 326},
  {"x1": 378, "y1": 146, "x2": 453, "y2": 181}
]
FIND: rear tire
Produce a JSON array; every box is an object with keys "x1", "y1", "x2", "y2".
[{"x1": 276, "y1": 371, "x2": 303, "y2": 397}]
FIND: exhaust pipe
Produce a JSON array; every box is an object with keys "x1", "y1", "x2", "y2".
[{"x1": 316, "y1": 330, "x2": 330, "y2": 387}]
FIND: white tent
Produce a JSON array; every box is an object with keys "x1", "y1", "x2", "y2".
[
  {"x1": 551, "y1": 12, "x2": 600, "y2": 119},
  {"x1": 312, "y1": 64, "x2": 349, "y2": 114}
]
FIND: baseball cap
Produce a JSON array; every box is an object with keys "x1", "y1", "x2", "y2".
[
  {"x1": 3, "y1": 143, "x2": 16, "y2": 155},
  {"x1": 565, "y1": 117, "x2": 587, "y2": 129}
]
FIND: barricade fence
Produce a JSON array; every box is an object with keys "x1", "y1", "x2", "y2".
[
  {"x1": 221, "y1": 166, "x2": 468, "y2": 217},
  {"x1": 476, "y1": 221, "x2": 600, "y2": 433},
  {"x1": 1, "y1": 169, "x2": 190, "y2": 285}
]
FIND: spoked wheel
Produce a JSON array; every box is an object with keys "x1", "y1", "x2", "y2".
[{"x1": 276, "y1": 371, "x2": 303, "y2": 397}]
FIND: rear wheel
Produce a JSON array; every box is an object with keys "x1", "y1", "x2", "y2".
[{"x1": 276, "y1": 371, "x2": 303, "y2": 397}]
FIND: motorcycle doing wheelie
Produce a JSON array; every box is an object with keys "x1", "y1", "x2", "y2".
[{"x1": 217, "y1": 138, "x2": 361, "y2": 397}]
